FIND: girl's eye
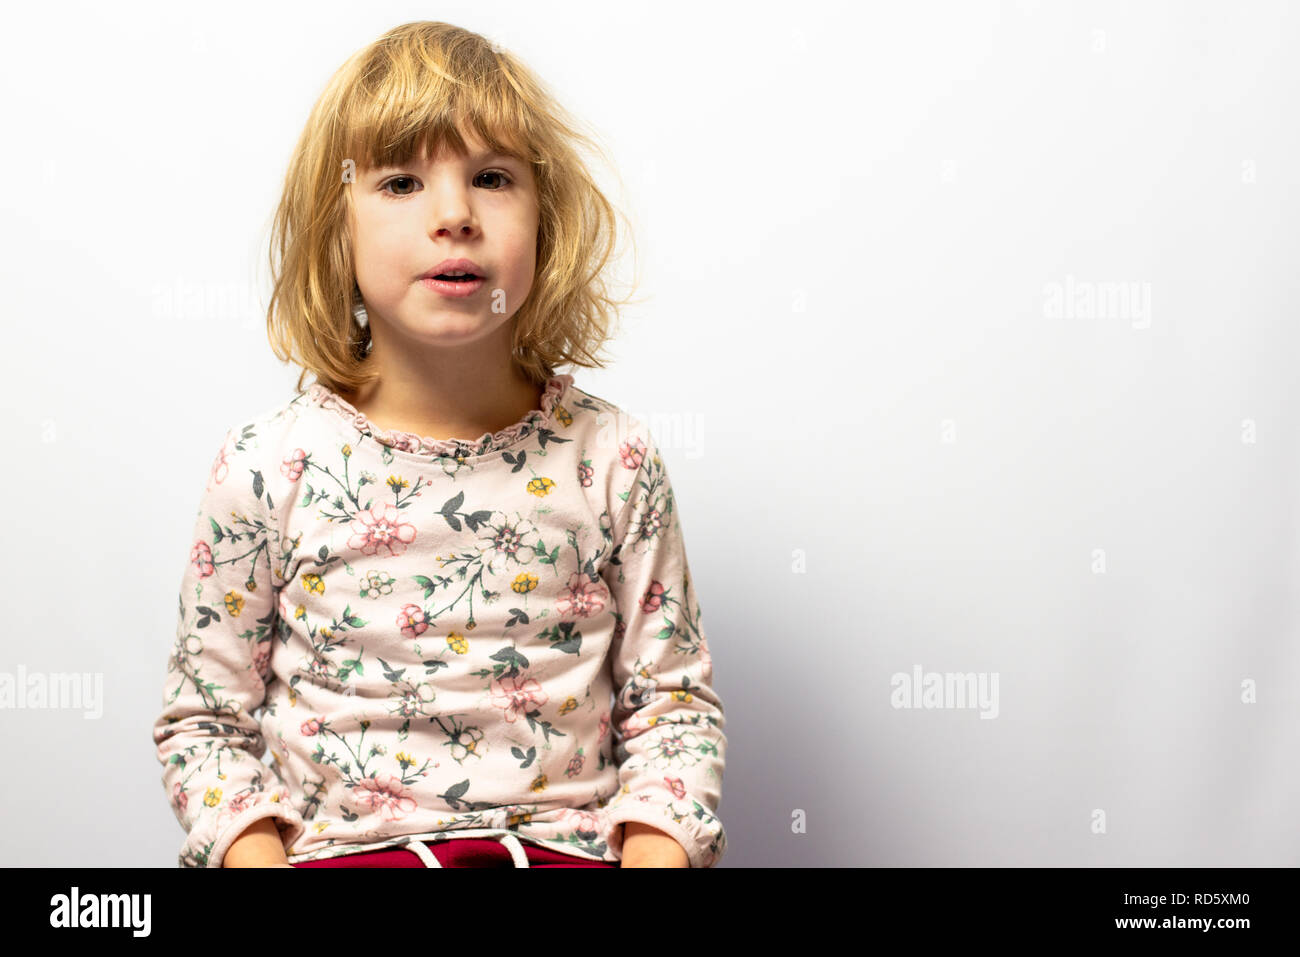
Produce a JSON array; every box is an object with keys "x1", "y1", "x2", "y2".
[
  {"x1": 381, "y1": 175, "x2": 419, "y2": 197},
  {"x1": 379, "y1": 169, "x2": 514, "y2": 199},
  {"x1": 474, "y1": 169, "x2": 513, "y2": 190}
]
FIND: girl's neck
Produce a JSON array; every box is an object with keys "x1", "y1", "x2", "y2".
[{"x1": 341, "y1": 359, "x2": 545, "y2": 443}]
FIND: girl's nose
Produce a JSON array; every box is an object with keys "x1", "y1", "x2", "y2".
[{"x1": 425, "y1": 181, "x2": 477, "y2": 238}]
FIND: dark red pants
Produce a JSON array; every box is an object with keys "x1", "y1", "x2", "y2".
[{"x1": 291, "y1": 837, "x2": 617, "y2": 868}]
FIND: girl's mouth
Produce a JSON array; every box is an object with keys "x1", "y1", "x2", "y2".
[{"x1": 420, "y1": 275, "x2": 486, "y2": 298}]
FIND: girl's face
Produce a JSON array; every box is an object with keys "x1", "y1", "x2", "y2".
[{"x1": 348, "y1": 131, "x2": 539, "y2": 355}]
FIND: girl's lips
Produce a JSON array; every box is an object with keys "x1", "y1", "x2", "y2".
[{"x1": 420, "y1": 276, "x2": 486, "y2": 298}]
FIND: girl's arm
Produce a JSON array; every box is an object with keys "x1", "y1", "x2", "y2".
[
  {"x1": 152, "y1": 423, "x2": 306, "y2": 868},
  {"x1": 225, "y1": 817, "x2": 292, "y2": 867},
  {"x1": 621, "y1": 821, "x2": 691, "y2": 867},
  {"x1": 600, "y1": 424, "x2": 728, "y2": 868}
]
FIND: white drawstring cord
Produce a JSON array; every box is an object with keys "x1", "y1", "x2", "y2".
[
  {"x1": 402, "y1": 836, "x2": 442, "y2": 867},
  {"x1": 495, "y1": 831, "x2": 531, "y2": 868},
  {"x1": 401, "y1": 829, "x2": 531, "y2": 868}
]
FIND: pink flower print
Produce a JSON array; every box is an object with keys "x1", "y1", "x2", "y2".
[
  {"x1": 303, "y1": 656, "x2": 332, "y2": 681},
  {"x1": 208, "y1": 434, "x2": 234, "y2": 489},
  {"x1": 619, "y1": 437, "x2": 646, "y2": 470},
  {"x1": 563, "y1": 808, "x2": 601, "y2": 835},
  {"x1": 397, "y1": 603, "x2": 428, "y2": 640},
  {"x1": 555, "y1": 572, "x2": 608, "y2": 619},
  {"x1": 577, "y1": 462, "x2": 594, "y2": 487},
  {"x1": 281, "y1": 448, "x2": 307, "y2": 481},
  {"x1": 226, "y1": 791, "x2": 257, "y2": 816},
  {"x1": 252, "y1": 640, "x2": 272, "y2": 680},
  {"x1": 643, "y1": 509, "x2": 663, "y2": 539},
  {"x1": 352, "y1": 775, "x2": 418, "y2": 822},
  {"x1": 620, "y1": 711, "x2": 653, "y2": 737},
  {"x1": 699, "y1": 639, "x2": 713, "y2": 680},
  {"x1": 664, "y1": 776, "x2": 686, "y2": 800},
  {"x1": 598, "y1": 711, "x2": 610, "y2": 741},
  {"x1": 490, "y1": 675, "x2": 548, "y2": 723},
  {"x1": 640, "y1": 581, "x2": 665, "y2": 613},
  {"x1": 190, "y1": 540, "x2": 214, "y2": 579},
  {"x1": 348, "y1": 503, "x2": 417, "y2": 558},
  {"x1": 300, "y1": 718, "x2": 323, "y2": 736},
  {"x1": 172, "y1": 781, "x2": 188, "y2": 815}
]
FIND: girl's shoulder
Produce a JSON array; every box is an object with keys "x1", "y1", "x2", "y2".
[
  {"x1": 559, "y1": 383, "x2": 658, "y2": 456},
  {"x1": 204, "y1": 388, "x2": 317, "y2": 472}
]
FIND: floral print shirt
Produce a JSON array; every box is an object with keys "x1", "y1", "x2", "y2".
[{"x1": 152, "y1": 374, "x2": 726, "y2": 867}]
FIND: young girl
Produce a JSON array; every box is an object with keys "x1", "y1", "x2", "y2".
[{"x1": 151, "y1": 20, "x2": 725, "y2": 869}]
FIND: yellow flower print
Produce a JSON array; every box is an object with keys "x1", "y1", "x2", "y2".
[
  {"x1": 387, "y1": 475, "x2": 409, "y2": 492},
  {"x1": 319, "y1": 626, "x2": 333, "y2": 639},
  {"x1": 245, "y1": 577, "x2": 258, "y2": 593},
  {"x1": 530, "y1": 775, "x2": 547, "y2": 793},
  {"x1": 559, "y1": 696, "x2": 578, "y2": 715},
  {"x1": 204, "y1": 787, "x2": 222, "y2": 807},
  {"x1": 508, "y1": 811, "x2": 534, "y2": 826},
  {"x1": 447, "y1": 632, "x2": 468, "y2": 654},
  {"x1": 224, "y1": 591, "x2": 245, "y2": 617},
  {"x1": 313, "y1": 821, "x2": 331, "y2": 834},
  {"x1": 671, "y1": 689, "x2": 694, "y2": 704},
  {"x1": 526, "y1": 477, "x2": 555, "y2": 497},
  {"x1": 294, "y1": 604, "x2": 306, "y2": 621},
  {"x1": 341, "y1": 444, "x2": 352, "y2": 458},
  {"x1": 512, "y1": 573, "x2": 538, "y2": 594},
  {"x1": 555, "y1": 403, "x2": 572, "y2": 427},
  {"x1": 396, "y1": 751, "x2": 414, "y2": 768},
  {"x1": 301, "y1": 573, "x2": 324, "y2": 595}
]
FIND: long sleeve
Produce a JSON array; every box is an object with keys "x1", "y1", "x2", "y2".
[
  {"x1": 598, "y1": 425, "x2": 727, "y2": 867},
  {"x1": 152, "y1": 425, "x2": 306, "y2": 867}
]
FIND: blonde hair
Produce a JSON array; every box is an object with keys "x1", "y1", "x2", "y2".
[{"x1": 265, "y1": 21, "x2": 638, "y2": 394}]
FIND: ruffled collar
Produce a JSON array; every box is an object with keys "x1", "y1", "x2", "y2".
[{"x1": 306, "y1": 373, "x2": 574, "y2": 458}]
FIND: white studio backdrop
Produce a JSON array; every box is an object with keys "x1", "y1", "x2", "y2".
[{"x1": 0, "y1": 0, "x2": 1297, "y2": 866}]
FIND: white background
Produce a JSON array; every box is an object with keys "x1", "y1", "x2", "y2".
[{"x1": 0, "y1": 0, "x2": 1297, "y2": 866}]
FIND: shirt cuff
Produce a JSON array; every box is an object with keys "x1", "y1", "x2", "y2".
[
  {"x1": 205, "y1": 798, "x2": 306, "y2": 869},
  {"x1": 604, "y1": 787, "x2": 727, "y2": 868}
]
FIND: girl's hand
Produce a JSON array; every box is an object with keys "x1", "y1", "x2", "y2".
[{"x1": 620, "y1": 822, "x2": 690, "y2": 868}]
